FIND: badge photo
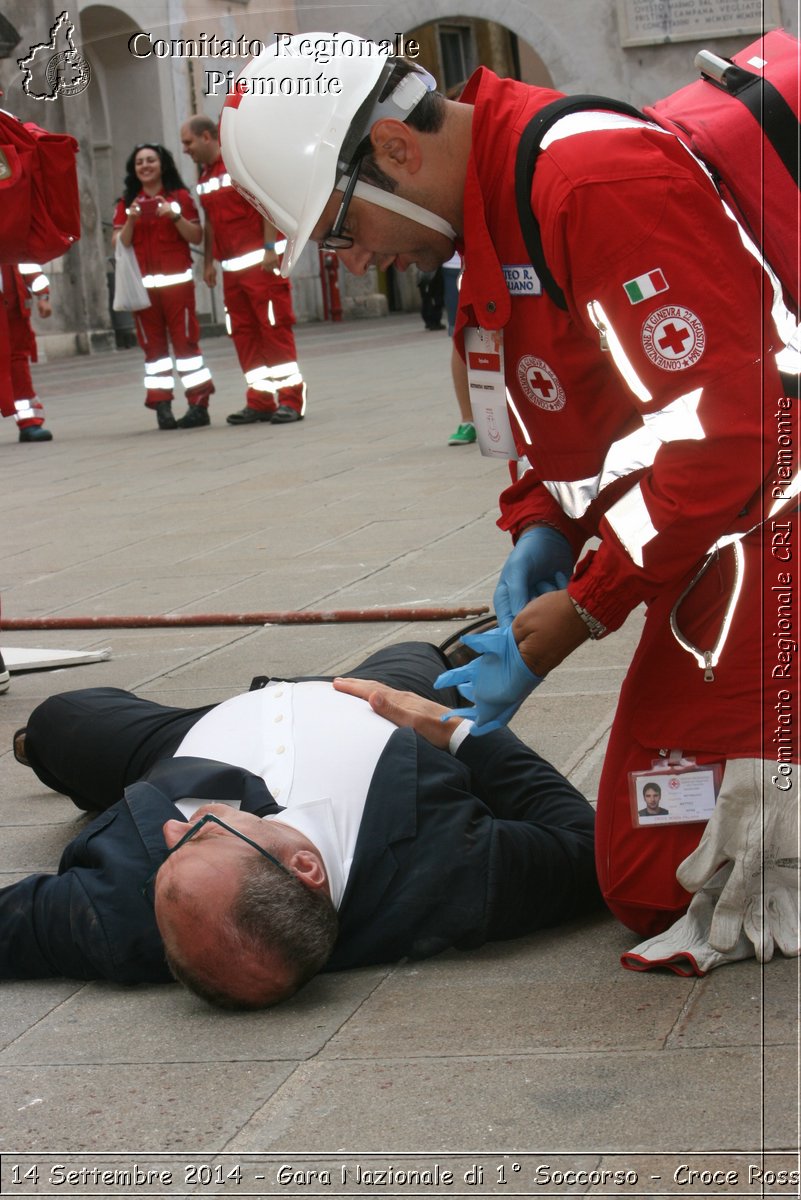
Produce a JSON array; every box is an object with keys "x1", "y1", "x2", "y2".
[{"x1": 629, "y1": 761, "x2": 722, "y2": 828}]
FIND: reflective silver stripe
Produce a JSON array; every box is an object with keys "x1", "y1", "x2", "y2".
[
  {"x1": 145, "y1": 357, "x2": 173, "y2": 374},
  {"x1": 269, "y1": 360, "x2": 300, "y2": 381},
  {"x1": 180, "y1": 367, "x2": 212, "y2": 389},
  {"x1": 670, "y1": 540, "x2": 745, "y2": 675},
  {"x1": 505, "y1": 387, "x2": 532, "y2": 445},
  {"x1": 13, "y1": 398, "x2": 45, "y2": 425},
  {"x1": 245, "y1": 362, "x2": 303, "y2": 393},
  {"x1": 196, "y1": 173, "x2": 232, "y2": 195},
  {"x1": 541, "y1": 111, "x2": 668, "y2": 149},
  {"x1": 776, "y1": 329, "x2": 801, "y2": 376},
  {"x1": 604, "y1": 482, "x2": 658, "y2": 568},
  {"x1": 221, "y1": 248, "x2": 265, "y2": 272},
  {"x1": 542, "y1": 388, "x2": 704, "y2": 519},
  {"x1": 587, "y1": 300, "x2": 652, "y2": 403},
  {"x1": 267, "y1": 299, "x2": 275, "y2": 325},
  {"x1": 224, "y1": 308, "x2": 232, "y2": 335},
  {"x1": 671, "y1": 138, "x2": 798, "y2": 355},
  {"x1": 174, "y1": 355, "x2": 203, "y2": 372},
  {"x1": 144, "y1": 375, "x2": 173, "y2": 389},
  {"x1": 18, "y1": 264, "x2": 49, "y2": 293},
  {"x1": 141, "y1": 269, "x2": 193, "y2": 288},
  {"x1": 274, "y1": 239, "x2": 287, "y2": 254},
  {"x1": 276, "y1": 372, "x2": 303, "y2": 389}
]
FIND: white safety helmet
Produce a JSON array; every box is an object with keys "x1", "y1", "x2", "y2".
[{"x1": 220, "y1": 33, "x2": 457, "y2": 276}]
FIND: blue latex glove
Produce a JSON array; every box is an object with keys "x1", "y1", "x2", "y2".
[
  {"x1": 434, "y1": 624, "x2": 542, "y2": 735},
  {"x1": 493, "y1": 527, "x2": 574, "y2": 627}
]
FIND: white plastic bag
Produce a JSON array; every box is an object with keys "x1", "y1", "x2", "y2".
[{"x1": 113, "y1": 239, "x2": 150, "y2": 311}]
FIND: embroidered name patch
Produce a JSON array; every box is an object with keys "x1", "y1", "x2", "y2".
[
  {"x1": 503, "y1": 264, "x2": 542, "y2": 296},
  {"x1": 641, "y1": 305, "x2": 705, "y2": 371},
  {"x1": 517, "y1": 356, "x2": 566, "y2": 411}
]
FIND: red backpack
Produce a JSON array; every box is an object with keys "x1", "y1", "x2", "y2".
[
  {"x1": 515, "y1": 29, "x2": 800, "y2": 318},
  {"x1": 0, "y1": 108, "x2": 81, "y2": 264}
]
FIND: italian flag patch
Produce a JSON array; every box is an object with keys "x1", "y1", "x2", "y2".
[{"x1": 623, "y1": 269, "x2": 668, "y2": 304}]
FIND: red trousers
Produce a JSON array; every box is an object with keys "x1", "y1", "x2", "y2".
[
  {"x1": 132, "y1": 282, "x2": 214, "y2": 409},
  {"x1": 595, "y1": 514, "x2": 799, "y2": 937},
  {"x1": 0, "y1": 274, "x2": 45, "y2": 428},
  {"x1": 223, "y1": 266, "x2": 305, "y2": 414}
]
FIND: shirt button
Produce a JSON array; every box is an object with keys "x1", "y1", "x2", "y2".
[
  {"x1": 276, "y1": 745, "x2": 285, "y2": 755},
  {"x1": 486, "y1": 300, "x2": 496, "y2": 313},
  {"x1": 274, "y1": 713, "x2": 283, "y2": 723}
]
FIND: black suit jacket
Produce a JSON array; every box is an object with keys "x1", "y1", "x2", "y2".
[
  {"x1": 1, "y1": 731, "x2": 598, "y2": 983},
  {"x1": 0, "y1": 759, "x2": 278, "y2": 982}
]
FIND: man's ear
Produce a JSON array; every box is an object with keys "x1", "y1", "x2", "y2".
[
  {"x1": 369, "y1": 117, "x2": 423, "y2": 177},
  {"x1": 289, "y1": 849, "x2": 329, "y2": 892}
]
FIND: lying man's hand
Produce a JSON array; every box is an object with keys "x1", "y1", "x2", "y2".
[{"x1": 333, "y1": 677, "x2": 461, "y2": 750}]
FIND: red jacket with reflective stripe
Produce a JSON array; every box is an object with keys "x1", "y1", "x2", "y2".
[
  {"x1": 456, "y1": 69, "x2": 788, "y2": 634},
  {"x1": 112, "y1": 189, "x2": 197, "y2": 276},
  {"x1": 197, "y1": 156, "x2": 262, "y2": 262}
]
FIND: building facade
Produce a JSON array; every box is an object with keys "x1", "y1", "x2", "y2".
[{"x1": 1, "y1": 0, "x2": 796, "y2": 358}]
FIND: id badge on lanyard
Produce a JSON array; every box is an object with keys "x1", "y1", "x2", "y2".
[
  {"x1": 463, "y1": 326, "x2": 517, "y2": 460},
  {"x1": 629, "y1": 754, "x2": 723, "y2": 828}
]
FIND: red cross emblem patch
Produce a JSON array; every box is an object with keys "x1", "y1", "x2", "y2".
[
  {"x1": 641, "y1": 305, "x2": 705, "y2": 371},
  {"x1": 517, "y1": 356, "x2": 566, "y2": 411}
]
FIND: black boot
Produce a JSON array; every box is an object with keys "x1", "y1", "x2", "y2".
[{"x1": 155, "y1": 402, "x2": 177, "y2": 430}]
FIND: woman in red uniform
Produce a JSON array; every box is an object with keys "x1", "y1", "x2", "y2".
[{"x1": 112, "y1": 144, "x2": 214, "y2": 430}]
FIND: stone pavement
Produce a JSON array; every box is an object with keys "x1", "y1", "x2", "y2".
[{"x1": 0, "y1": 314, "x2": 798, "y2": 1198}]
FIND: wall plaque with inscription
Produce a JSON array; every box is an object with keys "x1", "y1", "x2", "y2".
[{"x1": 618, "y1": 0, "x2": 781, "y2": 46}]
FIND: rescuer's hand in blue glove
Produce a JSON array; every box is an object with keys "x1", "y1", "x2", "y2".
[
  {"x1": 434, "y1": 624, "x2": 542, "y2": 735},
  {"x1": 494, "y1": 526, "x2": 574, "y2": 627}
]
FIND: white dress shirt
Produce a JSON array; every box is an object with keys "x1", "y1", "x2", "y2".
[{"x1": 173, "y1": 681, "x2": 395, "y2": 906}]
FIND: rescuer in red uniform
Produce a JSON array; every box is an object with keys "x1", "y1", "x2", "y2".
[
  {"x1": 214, "y1": 39, "x2": 800, "y2": 975},
  {"x1": 112, "y1": 143, "x2": 215, "y2": 431},
  {"x1": 180, "y1": 115, "x2": 306, "y2": 426},
  {"x1": 0, "y1": 262, "x2": 54, "y2": 442}
]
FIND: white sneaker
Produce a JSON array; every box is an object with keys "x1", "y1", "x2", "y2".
[{"x1": 0, "y1": 649, "x2": 9, "y2": 694}]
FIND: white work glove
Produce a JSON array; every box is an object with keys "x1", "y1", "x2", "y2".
[
  {"x1": 621, "y1": 864, "x2": 756, "y2": 975},
  {"x1": 676, "y1": 759, "x2": 800, "y2": 962}
]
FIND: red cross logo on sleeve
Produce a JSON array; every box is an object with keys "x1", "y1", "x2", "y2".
[
  {"x1": 517, "y1": 355, "x2": 566, "y2": 411},
  {"x1": 642, "y1": 305, "x2": 706, "y2": 371},
  {"x1": 657, "y1": 322, "x2": 691, "y2": 355},
  {"x1": 529, "y1": 370, "x2": 555, "y2": 399}
]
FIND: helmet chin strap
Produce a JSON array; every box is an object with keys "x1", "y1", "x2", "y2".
[{"x1": 350, "y1": 179, "x2": 458, "y2": 242}]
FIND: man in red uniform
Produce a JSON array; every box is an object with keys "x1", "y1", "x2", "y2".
[
  {"x1": 216, "y1": 38, "x2": 800, "y2": 976},
  {"x1": 180, "y1": 115, "x2": 306, "y2": 425},
  {"x1": 0, "y1": 262, "x2": 54, "y2": 442}
]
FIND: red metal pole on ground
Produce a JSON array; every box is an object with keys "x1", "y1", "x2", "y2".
[{"x1": 1, "y1": 605, "x2": 490, "y2": 631}]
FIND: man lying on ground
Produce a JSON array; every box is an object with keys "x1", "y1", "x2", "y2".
[{"x1": 3, "y1": 640, "x2": 600, "y2": 1008}]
